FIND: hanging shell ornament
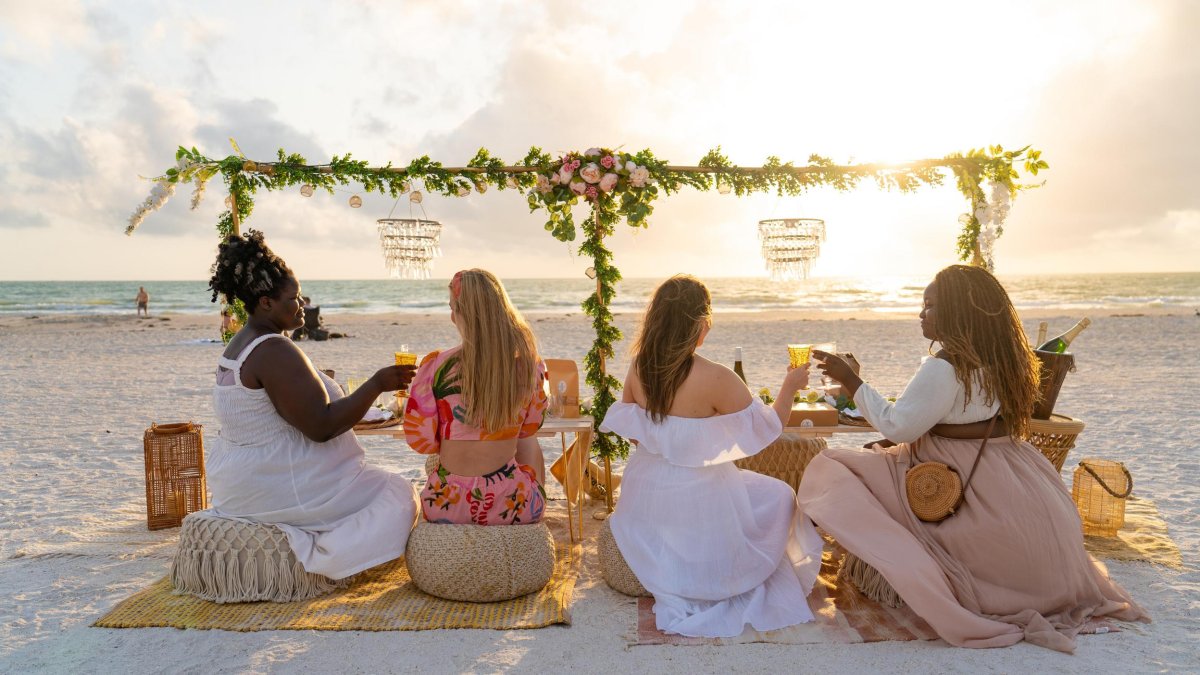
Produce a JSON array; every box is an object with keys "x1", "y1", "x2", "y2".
[
  {"x1": 409, "y1": 191, "x2": 423, "y2": 204},
  {"x1": 506, "y1": 176, "x2": 519, "y2": 189},
  {"x1": 475, "y1": 180, "x2": 488, "y2": 194},
  {"x1": 717, "y1": 177, "x2": 732, "y2": 195},
  {"x1": 300, "y1": 184, "x2": 315, "y2": 197},
  {"x1": 224, "y1": 195, "x2": 233, "y2": 208},
  {"x1": 456, "y1": 184, "x2": 471, "y2": 197},
  {"x1": 584, "y1": 266, "x2": 597, "y2": 280},
  {"x1": 349, "y1": 195, "x2": 363, "y2": 208}
]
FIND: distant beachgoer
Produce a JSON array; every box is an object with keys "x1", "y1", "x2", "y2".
[
  {"x1": 206, "y1": 229, "x2": 419, "y2": 580},
  {"x1": 403, "y1": 269, "x2": 548, "y2": 526},
  {"x1": 135, "y1": 287, "x2": 149, "y2": 317},
  {"x1": 599, "y1": 274, "x2": 820, "y2": 638},
  {"x1": 800, "y1": 264, "x2": 1149, "y2": 653}
]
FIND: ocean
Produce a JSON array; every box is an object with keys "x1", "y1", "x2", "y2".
[{"x1": 0, "y1": 273, "x2": 1197, "y2": 317}]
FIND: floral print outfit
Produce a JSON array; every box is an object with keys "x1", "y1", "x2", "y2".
[{"x1": 404, "y1": 347, "x2": 547, "y2": 525}]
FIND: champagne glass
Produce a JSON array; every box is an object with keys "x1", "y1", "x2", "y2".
[{"x1": 810, "y1": 342, "x2": 837, "y2": 391}]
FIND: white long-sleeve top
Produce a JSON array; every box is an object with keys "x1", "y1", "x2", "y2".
[{"x1": 854, "y1": 357, "x2": 999, "y2": 443}]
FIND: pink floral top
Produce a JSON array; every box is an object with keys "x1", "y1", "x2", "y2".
[{"x1": 403, "y1": 346, "x2": 548, "y2": 455}]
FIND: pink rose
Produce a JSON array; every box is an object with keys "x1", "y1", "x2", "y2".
[
  {"x1": 629, "y1": 166, "x2": 650, "y2": 188},
  {"x1": 569, "y1": 180, "x2": 587, "y2": 195},
  {"x1": 600, "y1": 155, "x2": 615, "y2": 169},
  {"x1": 585, "y1": 185, "x2": 599, "y2": 200},
  {"x1": 584, "y1": 147, "x2": 601, "y2": 157},
  {"x1": 570, "y1": 159, "x2": 581, "y2": 171},
  {"x1": 599, "y1": 172, "x2": 619, "y2": 192},
  {"x1": 558, "y1": 165, "x2": 574, "y2": 184},
  {"x1": 536, "y1": 174, "x2": 552, "y2": 194},
  {"x1": 580, "y1": 163, "x2": 602, "y2": 184},
  {"x1": 549, "y1": 171, "x2": 561, "y2": 185}
]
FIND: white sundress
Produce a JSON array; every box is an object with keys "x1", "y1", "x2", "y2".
[
  {"x1": 601, "y1": 399, "x2": 822, "y2": 638},
  {"x1": 208, "y1": 333, "x2": 419, "y2": 579}
]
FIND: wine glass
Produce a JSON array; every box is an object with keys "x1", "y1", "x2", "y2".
[{"x1": 810, "y1": 342, "x2": 837, "y2": 391}]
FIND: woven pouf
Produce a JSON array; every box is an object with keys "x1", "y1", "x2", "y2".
[
  {"x1": 170, "y1": 510, "x2": 345, "y2": 603},
  {"x1": 734, "y1": 433, "x2": 827, "y2": 492},
  {"x1": 838, "y1": 552, "x2": 904, "y2": 608},
  {"x1": 405, "y1": 521, "x2": 555, "y2": 602},
  {"x1": 598, "y1": 519, "x2": 651, "y2": 597}
]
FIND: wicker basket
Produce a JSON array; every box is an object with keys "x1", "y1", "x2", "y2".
[
  {"x1": 144, "y1": 422, "x2": 207, "y2": 530},
  {"x1": 1072, "y1": 458, "x2": 1132, "y2": 537},
  {"x1": 733, "y1": 433, "x2": 827, "y2": 492},
  {"x1": 1025, "y1": 414, "x2": 1085, "y2": 472}
]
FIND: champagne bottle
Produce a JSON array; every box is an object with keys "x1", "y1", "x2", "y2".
[
  {"x1": 1035, "y1": 321, "x2": 1048, "y2": 346},
  {"x1": 1036, "y1": 317, "x2": 1091, "y2": 353},
  {"x1": 733, "y1": 347, "x2": 747, "y2": 383}
]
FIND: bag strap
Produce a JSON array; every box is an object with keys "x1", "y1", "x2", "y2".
[{"x1": 954, "y1": 414, "x2": 999, "y2": 509}]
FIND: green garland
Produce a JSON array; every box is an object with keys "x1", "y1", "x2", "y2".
[{"x1": 129, "y1": 142, "x2": 1047, "y2": 459}]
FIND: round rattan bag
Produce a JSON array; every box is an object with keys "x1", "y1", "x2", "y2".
[{"x1": 905, "y1": 461, "x2": 963, "y2": 522}]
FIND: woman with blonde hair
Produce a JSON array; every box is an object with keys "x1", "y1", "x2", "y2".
[
  {"x1": 600, "y1": 275, "x2": 821, "y2": 638},
  {"x1": 799, "y1": 265, "x2": 1148, "y2": 653},
  {"x1": 404, "y1": 269, "x2": 548, "y2": 525}
]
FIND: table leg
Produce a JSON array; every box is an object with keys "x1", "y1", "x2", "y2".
[{"x1": 573, "y1": 430, "x2": 590, "y2": 538}]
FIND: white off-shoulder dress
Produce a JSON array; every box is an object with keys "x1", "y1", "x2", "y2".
[
  {"x1": 601, "y1": 400, "x2": 822, "y2": 638},
  {"x1": 208, "y1": 333, "x2": 419, "y2": 580}
]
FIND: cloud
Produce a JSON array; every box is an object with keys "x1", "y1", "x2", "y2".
[{"x1": 0, "y1": 210, "x2": 50, "y2": 229}]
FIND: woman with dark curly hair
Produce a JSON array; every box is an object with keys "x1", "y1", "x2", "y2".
[
  {"x1": 207, "y1": 230, "x2": 419, "y2": 580},
  {"x1": 798, "y1": 265, "x2": 1148, "y2": 653}
]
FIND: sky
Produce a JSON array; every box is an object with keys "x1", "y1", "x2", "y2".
[{"x1": 1, "y1": 0, "x2": 1197, "y2": 281}]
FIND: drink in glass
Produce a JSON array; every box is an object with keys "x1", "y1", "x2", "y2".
[{"x1": 787, "y1": 344, "x2": 812, "y2": 368}]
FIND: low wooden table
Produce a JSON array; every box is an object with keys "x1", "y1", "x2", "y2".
[{"x1": 356, "y1": 416, "x2": 594, "y2": 543}]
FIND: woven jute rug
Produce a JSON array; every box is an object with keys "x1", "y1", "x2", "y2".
[{"x1": 93, "y1": 505, "x2": 580, "y2": 632}]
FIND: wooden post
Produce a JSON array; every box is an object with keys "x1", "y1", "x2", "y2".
[{"x1": 229, "y1": 188, "x2": 241, "y2": 236}]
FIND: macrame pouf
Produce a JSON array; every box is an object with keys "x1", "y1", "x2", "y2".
[
  {"x1": 838, "y1": 552, "x2": 905, "y2": 608},
  {"x1": 170, "y1": 510, "x2": 346, "y2": 604},
  {"x1": 598, "y1": 519, "x2": 650, "y2": 597},
  {"x1": 733, "y1": 433, "x2": 827, "y2": 492},
  {"x1": 405, "y1": 521, "x2": 555, "y2": 602}
]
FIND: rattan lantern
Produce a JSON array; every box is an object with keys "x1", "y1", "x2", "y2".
[
  {"x1": 1071, "y1": 459, "x2": 1132, "y2": 537},
  {"x1": 758, "y1": 218, "x2": 826, "y2": 280},
  {"x1": 144, "y1": 422, "x2": 207, "y2": 530}
]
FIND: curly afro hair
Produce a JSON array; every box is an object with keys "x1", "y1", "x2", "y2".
[{"x1": 208, "y1": 229, "x2": 295, "y2": 313}]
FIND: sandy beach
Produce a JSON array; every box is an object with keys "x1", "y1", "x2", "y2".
[{"x1": 1, "y1": 307, "x2": 1197, "y2": 673}]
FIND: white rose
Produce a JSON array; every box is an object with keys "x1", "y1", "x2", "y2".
[
  {"x1": 629, "y1": 166, "x2": 650, "y2": 187},
  {"x1": 599, "y1": 172, "x2": 619, "y2": 192},
  {"x1": 558, "y1": 165, "x2": 574, "y2": 184},
  {"x1": 584, "y1": 147, "x2": 601, "y2": 157},
  {"x1": 625, "y1": 160, "x2": 638, "y2": 173},
  {"x1": 535, "y1": 174, "x2": 552, "y2": 194},
  {"x1": 569, "y1": 180, "x2": 587, "y2": 195}
]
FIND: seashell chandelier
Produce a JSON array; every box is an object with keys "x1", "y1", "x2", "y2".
[
  {"x1": 758, "y1": 218, "x2": 826, "y2": 280},
  {"x1": 377, "y1": 218, "x2": 443, "y2": 279}
]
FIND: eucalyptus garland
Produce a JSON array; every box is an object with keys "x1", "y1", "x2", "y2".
[{"x1": 128, "y1": 142, "x2": 1046, "y2": 458}]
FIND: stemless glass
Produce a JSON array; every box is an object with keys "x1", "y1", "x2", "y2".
[{"x1": 810, "y1": 342, "x2": 837, "y2": 390}]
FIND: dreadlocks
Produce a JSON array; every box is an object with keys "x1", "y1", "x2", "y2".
[{"x1": 932, "y1": 264, "x2": 1041, "y2": 440}]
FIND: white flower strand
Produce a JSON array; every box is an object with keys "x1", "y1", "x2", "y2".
[
  {"x1": 125, "y1": 157, "x2": 196, "y2": 236},
  {"x1": 960, "y1": 180, "x2": 1013, "y2": 272}
]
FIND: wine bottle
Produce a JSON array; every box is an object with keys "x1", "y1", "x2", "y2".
[
  {"x1": 733, "y1": 347, "x2": 747, "y2": 383},
  {"x1": 1035, "y1": 321, "x2": 1048, "y2": 346},
  {"x1": 1036, "y1": 317, "x2": 1091, "y2": 353}
]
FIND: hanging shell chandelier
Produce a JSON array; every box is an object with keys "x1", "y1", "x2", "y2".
[
  {"x1": 377, "y1": 218, "x2": 443, "y2": 279},
  {"x1": 758, "y1": 218, "x2": 826, "y2": 280}
]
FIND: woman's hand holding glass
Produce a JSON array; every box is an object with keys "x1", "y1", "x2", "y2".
[{"x1": 811, "y1": 350, "x2": 861, "y2": 397}]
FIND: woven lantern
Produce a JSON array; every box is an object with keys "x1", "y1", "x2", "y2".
[
  {"x1": 144, "y1": 422, "x2": 208, "y2": 530},
  {"x1": 1071, "y1": 459, "x2": 1132, "y2": 537}
]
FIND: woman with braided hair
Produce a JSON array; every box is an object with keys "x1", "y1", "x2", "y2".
[
  {"x1": 798, "y1": 265, "x2": 1147, "y2": 653},
  {"x1": 206, "y1": 230, "x2": 419, "y2": 580}
]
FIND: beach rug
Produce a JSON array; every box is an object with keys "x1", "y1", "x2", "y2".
[
  {"x1": 634, "y1": 538, "x2": 1120, "y2": 646},
  {"x1": 1083, "y1": 497, "x2": 1182, "y2": 569},
  {"x1": 94, "y1": 507, "x2": 580, "y2": 632}
]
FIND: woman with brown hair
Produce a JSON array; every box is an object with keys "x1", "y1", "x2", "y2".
[
  {"x1": 600, "y1": 275, "x2": 821, "y2": 638},
  {"x1": 799, "y1": 264, "x2": 1148, "y2": 653},
  {"x1": 403, "y1": 269, "x2": 548, "y2": 525}
]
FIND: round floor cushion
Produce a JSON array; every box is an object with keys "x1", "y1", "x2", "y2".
[
  {"x1": 170, "y1": 510, "x2": 345, "y2": 603},
  {"x1": 733, "y1": 433, "x2": 827, "y2": 492},
  {"x1": 598, "y1": 519, "x2": 650, "y2": 597},
  {"x1": 405, "y1": 520, "x2": 555, "y2": 602}
]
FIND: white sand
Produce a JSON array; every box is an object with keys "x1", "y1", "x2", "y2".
[{"x1": 1, "y1": 308, "x2": 1197, "y2": 672}]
